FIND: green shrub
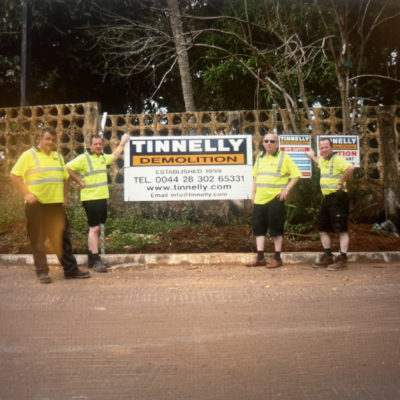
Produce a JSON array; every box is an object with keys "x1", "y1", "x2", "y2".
[
  {"x1": 0, "y1": 179, "x2": 24, "y2": 225},
  {"x1": 105, "y1": 214, "x2": 188, "y2": 234},
  {"x1": 284, "y1": 169, "x2": 322, "y2": 234}
]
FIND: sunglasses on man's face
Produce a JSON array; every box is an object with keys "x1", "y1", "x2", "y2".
[{"x1": 264, "y1": 140, "x2": 276, "y2": 143}]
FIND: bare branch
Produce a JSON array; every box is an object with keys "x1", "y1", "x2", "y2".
[{"x1": 349, "y1": 74, "x2": 400, "y2": 83}]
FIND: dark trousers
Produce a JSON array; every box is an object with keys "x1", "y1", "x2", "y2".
[{"x1": 25, "y1": 203, "x2": 77, "y2": 275}]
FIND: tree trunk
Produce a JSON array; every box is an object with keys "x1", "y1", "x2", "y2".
[
  {"x1": 377, "y1": 106, "x2": 400, "y2": 230},
  {"x1": 337, "y1": 69, "x2": 351, "y2": 133},
  {"x1": 167, "y1": 0, "x2": 196, "y2": 112}
]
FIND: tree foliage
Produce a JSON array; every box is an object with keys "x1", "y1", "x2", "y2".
[
  {"x1": 0, "y1": 0, "x2": 143, "y2": 112},
  {"x1": 92, "y1": 0, "x2": 198, "y2": 112},
  {"x1": 190, "y1": 0, "x2": 400, "y2": 131},
  {"x1": 1, "y1": 0, "x2": 399, "y2": 116}
]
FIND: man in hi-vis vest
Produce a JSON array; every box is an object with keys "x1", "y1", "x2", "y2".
[
  {"x1": 66, "y1": 133, "x2": 130, "y2": 272},
  {"x1": 10, "y1": 127, "x2": 90, "y2": 284},
  {"x1": 246, "y1": 133, "x2": 301, "y2": 268},
  {"x1": 307, "y1": 137, "x2": 355, "y2": 270}
]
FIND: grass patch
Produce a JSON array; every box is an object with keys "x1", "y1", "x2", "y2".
[
  {"x1": 104, "y1": 215, "x2": 191, "y2": 252},
  {"x1": 66, "y1": 205, "x2": 194, "y2": 253}
]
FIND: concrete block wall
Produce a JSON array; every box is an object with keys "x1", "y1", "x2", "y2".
[{"x1": 1, "y1": 102, "x2": 399, "y2": 219}]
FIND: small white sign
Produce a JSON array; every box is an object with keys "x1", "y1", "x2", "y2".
[
  {"x1": 317, "y1": 135, "x2": 360, "y2": 166},
  {"x1": 124, "y1": 135, "x2": 253, "y2": 201},
  {"x1": 278, "y1": 135, "x2": 312, "y2": 178}
]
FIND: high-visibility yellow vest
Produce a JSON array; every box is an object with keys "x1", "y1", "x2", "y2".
[
  {"x1": 318, "y1": 153, "x2": 352, "y2": 195},
  {"x1": 66, "y1": 151, "x2": 114, "y2": 201},
  {"x1": 253, "y1": 150, "x2": 301, "y2": 204},
  {"x1": 10, "y1": 147, "x2": 67, "y2": 203}
]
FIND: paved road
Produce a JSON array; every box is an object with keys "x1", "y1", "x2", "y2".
[{"x1": 1, "y1": 262, "x2": 400, "y2": 400}]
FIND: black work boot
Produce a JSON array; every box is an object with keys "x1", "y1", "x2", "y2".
[
  {"x1": 88, "y1": 250, "x2": 94, "y2": 268},
  {"x1": 92, "y1": 253, "x2": 108, "y2": 273},
  {"x1": 64, "y1": 268, "x2": 90, "y2": 279},
  {"x1": 313, "y1": 253, "x2": 334, "y2": 268},
  {"x1": 327, "y1": 255, "x2": 348, "y2": 271}
]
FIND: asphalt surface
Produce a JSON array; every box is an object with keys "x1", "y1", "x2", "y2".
[{"x1": 1, "y1": 259, "x2": 400, "y2": 400}]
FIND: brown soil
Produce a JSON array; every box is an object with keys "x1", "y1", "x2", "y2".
[
  {"x1": 2, "y1": 219, "x2": 399, "y2": 254},
  {"x1": 137, "y1": 223, "x2": 400, "y2": 253}
]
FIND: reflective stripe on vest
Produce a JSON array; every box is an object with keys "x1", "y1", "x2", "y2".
[
  {"x1": 256, "y1": 152, "x2": 289, "y2": 189},
  {"x1": 25, "y1": 149, "x2": 63, "y2": 186},
  {"x1": 82, "y1": 152, "x2": 108, "y2": 189},
  {"x1": 320, "y1": 153, "x2": 341, "y2": 190}
]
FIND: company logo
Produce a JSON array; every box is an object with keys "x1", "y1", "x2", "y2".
[{"x1": 130, "y1": 138, "x2": 247, "y2": 167}]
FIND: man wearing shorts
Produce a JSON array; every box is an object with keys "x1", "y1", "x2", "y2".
[
  {"x1": 307, "y1": 138, "x2": 355, "y2": 270},
  {"x1": 246, "y1": 133, "x2": 301, "y2": 268},
  {"x1": 66, "y1": 133, "x2": 130, "y2": 272}
]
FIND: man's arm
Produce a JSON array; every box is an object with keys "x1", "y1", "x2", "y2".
[
  {"x1": 10, "y1": 173, "x2": 37, "y2": 204},
  {"x1": 112, "y1": 133, "x2": 130, "y2": 159},
  {"x1": 66, "y1": 166, "x2": 85, "y2": 189},
  {"x1": 338, "y1": 166, "x2": 355, "y2": 190},
  {"x1": 279, "y1": 177, "x2": 300, "y2": 201},
  {"x1": 306, "y1": 149, "x2": 319, "y2": 164},
  {"x1": 251, "y1": 177, "x2": 257, "y2": 204},
  {"x1": 63, "y1": 179, "x2": 69, "y2": 206}
]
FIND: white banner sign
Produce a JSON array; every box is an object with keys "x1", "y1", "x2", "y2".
[
  {"x1": 124, "y1": 135, "x2": 253, "y2": 201},
  {"x1": 317, "y1": 135, "x2": 360, "y2": 166},
  {"x1": 278, "y1": 135, "x2": 312, "y2": 178}
]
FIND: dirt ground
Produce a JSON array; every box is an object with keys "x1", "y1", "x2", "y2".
[
  {"x1": 1, "y1": 263, "x2": 400, "y2": 400},
  {"x1": 141, "y1": 222, "x2": 400, "y2": 253},
  {"x1": 1, "y1": 218, "x2": 399, "y2": 254}
]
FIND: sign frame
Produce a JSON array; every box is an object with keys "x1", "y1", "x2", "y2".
[
  {"x1": 317, "y1": 135, "x2": 360, "y2": 167},
  {"x1": 124, "y1": 135, "x2": 254, "y2": 202},
  {"x1": 278, "y1": 134, "x2": 312, "y2": 178}
]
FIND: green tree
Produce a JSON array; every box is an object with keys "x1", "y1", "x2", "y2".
[
  {"x1": 0, "y1": 0, "x2": 149, "y2": 112},
  {"x1": 191, "y1": 0, "x2": 331, "y2": 132},
  {"x1": 0, "y1": 0, "x2": 23, "y2": 105},
  {"x1": 190, "y1": 0, "x2": 400, "y2": 127},
  {"x1": 313, "y1": 0, "x2": 400, "y2": 131},
  {"x1": 93, "y1": 0, "x2": 199, "y2": 112},
  {"x1": 1, "y1": 0, "x2": 399, "y2": 115}
]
